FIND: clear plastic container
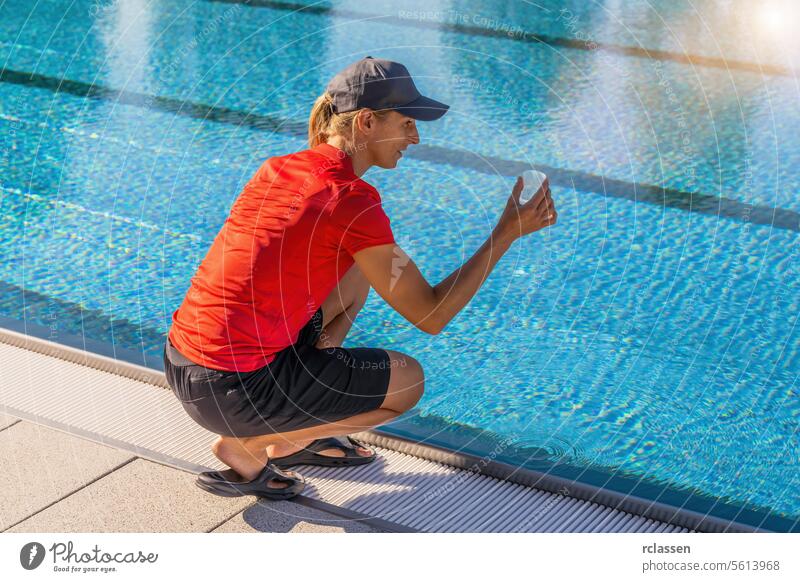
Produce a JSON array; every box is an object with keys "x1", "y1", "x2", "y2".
[{"x1": 520, "y1": 170, "x2": 547, "y2": 204}]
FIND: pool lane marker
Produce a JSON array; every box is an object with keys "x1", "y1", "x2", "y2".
[
  {"x1": 207, "y1": 0, "x2": 795, "y2": 78},
  {"x1": 2, "y1": 67, "x2": 797, "y2": 233},
  {"x1": 0, "y1": 69, "x2": 306, "y2": 135}
]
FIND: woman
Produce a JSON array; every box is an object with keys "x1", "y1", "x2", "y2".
[{"x1": 163, "y1": 56, "x2": 557, "y2": 499}]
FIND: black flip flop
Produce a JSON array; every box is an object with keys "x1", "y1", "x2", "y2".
[
  {"x1": 195, "y1": 462, "x2": 304, "y2": 500},
  {"x1": 271, "y1": 435, "x2": 377, "y2": 469}
]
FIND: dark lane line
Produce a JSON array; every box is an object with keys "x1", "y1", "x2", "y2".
[
  {"x1": 411, "y1": 145, "x2": 796, "y2": 231},
  {"x1": 0, "y1": 280, "x2": 165, "y2": 370},
  {"x1": 208, "y1": 0, "x2": 794, "y2": 78},
  {"x1": 0, "y1": 69, "x2": 306, "y2": 135},
  {"x1": 2, "y1": 67, "x2": 796, "y2": 232}
]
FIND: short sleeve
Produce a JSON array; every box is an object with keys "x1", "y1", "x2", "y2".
[{"x1": 329, "y1": 193, "x2": 396, "y2": 256}]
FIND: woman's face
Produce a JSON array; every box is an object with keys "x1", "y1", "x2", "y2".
[{"x1": 360, "y1": 110, "x2": 420, "y2": 169}]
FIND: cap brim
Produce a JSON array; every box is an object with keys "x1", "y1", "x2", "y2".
[{"x1": 393, "y1": 94, "x2": 450, "y2": 121}]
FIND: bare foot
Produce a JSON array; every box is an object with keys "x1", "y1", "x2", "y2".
[{"x1": 211, "y1": 437, "x2": 295, "y2": 488}]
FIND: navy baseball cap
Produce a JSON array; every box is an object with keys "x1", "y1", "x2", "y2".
[{"x1": 326, "y1": 56, "x2": 449, "y2": 121}]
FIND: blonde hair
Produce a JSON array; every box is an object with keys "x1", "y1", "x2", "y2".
[{"x1": 308, "y1": 92, "x2": 390, "y2": 149}]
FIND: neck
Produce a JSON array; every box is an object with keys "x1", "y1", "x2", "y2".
[{"x1": 325, "y1": 136, "x2": 371, "y2": 177}]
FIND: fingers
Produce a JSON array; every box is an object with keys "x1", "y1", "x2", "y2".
[
  {"x1": 529, "y1": 177, "x2": 550, "y2": 206},
  {"x1": 508, "y1": 175, "x2": 559, "y2": 231},
  {"x1": 522, "y1": 176, "x2": 556, "y2": 228},
  {"x1": 535, "y1": 190, "x2": 553, "y2": 216},
  {"x1": 504, "y1": 177, "x2": 524, "y2": 213},
  {"x1": 512, "y1": 176, "x2": 523, "y2": 202},
  {"x1": 539, "y1": 201, "x2": 554, "y2": 214},
  {"x1": 534, "y1": 183, "x2": 557, "y2": 225}
]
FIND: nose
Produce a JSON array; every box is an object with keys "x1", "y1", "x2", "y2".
[{"x1": 409, "y1": 126, "x2": 420, "y2": 145}]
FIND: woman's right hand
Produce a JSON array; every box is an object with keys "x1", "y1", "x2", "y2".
[{"x1": 496, "y1": 176, "x2": 558, "y2": 241}]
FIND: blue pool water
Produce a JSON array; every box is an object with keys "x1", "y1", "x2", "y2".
[{"x1": 1, "y1": 0, "x2": 798, "y2": 530}]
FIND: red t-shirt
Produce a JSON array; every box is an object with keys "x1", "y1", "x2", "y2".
[{"x1": 167, "y1": 142, "x2": 396, "y2": 372}]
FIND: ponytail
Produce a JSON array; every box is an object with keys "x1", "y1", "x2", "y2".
[
  {"x1": 308, "y1": 93, "x2": 335, "y2": 147},
  {"x1": 307, "y1": 92, "x2": 392, "y2": 149}
]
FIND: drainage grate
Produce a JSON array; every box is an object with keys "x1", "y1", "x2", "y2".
[{"x1": 0, "y1": 328, "x2": 698, "y2": 533}]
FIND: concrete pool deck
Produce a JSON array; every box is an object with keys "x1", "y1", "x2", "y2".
[{"x1": 0, "y1": 411, "x2": 378, "y2": 533}]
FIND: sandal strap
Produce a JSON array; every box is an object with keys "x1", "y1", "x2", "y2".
[
  {"x1": 258, "y1": 462, "x2": 301, "y2": 488},
  {"x1": 308, "y1": 435, "x2": 368, "y2": 457},
  {"x1": 343, "y1": 435, "x2": 372, "y2": 452},
  {"x1": 332, "y1": 435, "x2": 359, "y2": 451}
]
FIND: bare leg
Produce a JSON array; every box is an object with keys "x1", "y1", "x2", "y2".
[
  {"x1": 212, "y1": 264, "x2": 424, "y2": 483},
  {"x1": 314, "y1": 304, "x2": 360, "y2": 350},
  {"x1": 314, "y1": 262, "x2": 369, "y2": 350},
  {"x1": 213, "y1": 408, "x2": 400, "y2": 482},
  {"x1": 213, "y1": 349, "x2": 424, "y2": 482}
]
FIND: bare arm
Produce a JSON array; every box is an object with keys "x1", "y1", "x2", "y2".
[{"x1": 353, "y1": 176, "x2": 557, "y2": 334}]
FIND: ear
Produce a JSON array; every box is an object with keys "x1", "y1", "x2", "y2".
[{"x1": 355, "y1": 109, "x2": 375, "y2": 134}]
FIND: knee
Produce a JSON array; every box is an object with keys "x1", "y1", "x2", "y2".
[
  {"x1": 382, "y1": 351, "x2": 425, "y2": 414},
  {"x1": 405, "y1": 356, "x2": 425, "y2": 406}
]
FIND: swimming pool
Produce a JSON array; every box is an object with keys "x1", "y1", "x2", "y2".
[{"x1": 1, "y1": 0, "x2": 798, "y2": 531}]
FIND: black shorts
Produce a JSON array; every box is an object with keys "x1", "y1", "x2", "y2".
[{"x1": 163, "y1": 308, "x2": 392, "y2": 437}]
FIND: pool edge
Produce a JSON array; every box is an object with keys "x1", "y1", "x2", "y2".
[{"x1": 359, "y1": 430, "x2": 762, "y2": 533}]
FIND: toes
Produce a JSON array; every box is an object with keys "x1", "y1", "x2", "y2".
[{"x1": 357, "y1": 446, "x2": 374, "y2": 457}]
